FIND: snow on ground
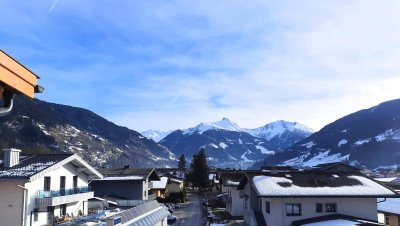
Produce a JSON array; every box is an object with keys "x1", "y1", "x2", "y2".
[
  {"x1": 238, "y1": 138, "x2": 243, "y2": 144},
  {"x1": 256, "y1": 146, "x2": 275, "y2": 155},
  {"x1": 300, "y1": 141, "x2": 316, "y2": 149},
  {"x1": 252, "y1": 175, "x2": 395, "y2": 196},
  {"x1": 338, "y1": 139, "x2": 348, "y2": 147},
  {"x1": 219, "y1": 142, "x2": 228, "y2": 149}
]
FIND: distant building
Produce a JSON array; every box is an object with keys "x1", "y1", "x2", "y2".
[
  {"x1": 0, "y1": 149, "x2": 103, "y2": 226},
  {"x1": 237, "y1": 166, "x2": 399, "y2": 226},
  {"x1": 91, "y1": 167, "x2": 160, "y2": 207},
  {"x1": 378, "y1": 198, "x2": 400, "y2": 226}
]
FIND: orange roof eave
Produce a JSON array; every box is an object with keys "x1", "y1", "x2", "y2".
[{"x1": 0, "y1": 50, "x2": 39, "y2": 98}]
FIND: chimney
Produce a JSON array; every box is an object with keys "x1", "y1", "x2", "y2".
[{"x1": 3, "y1": 148, "x2": 21, "y2": 167}]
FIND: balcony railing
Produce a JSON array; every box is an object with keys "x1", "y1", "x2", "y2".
[{"x1": 37, "y1": 186, "x2": 91, "y2": 198}]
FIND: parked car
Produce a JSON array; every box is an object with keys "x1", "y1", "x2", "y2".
[{"x1": 167, "y1": 214, "x2": 177, "y2": 224}]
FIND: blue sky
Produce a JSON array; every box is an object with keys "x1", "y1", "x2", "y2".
[{"x1": 1, "y1": 0, "x2": 400, "y2": 132}]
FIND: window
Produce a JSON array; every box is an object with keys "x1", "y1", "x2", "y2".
[
  {"x1": 239, "y1": 190, "x2": 244, "y2": 198},
  {"x1": 265, "y1": 201, "x2": 270, "y2": 213},
  {"x1": 44, "y1": 177, "x2": 51, "y2": 191},
  {"x1": 33, "y1": 208, "x2": 39, "y2": 221},
  {"x1": 47, "y1": 206, "x2": 54, "y2": 220},
  {"x1": 316, "y1": 203, "x2": 323, "y2": 213},
  {"x1": 73, "y1": 176, "x2": 78, "y2": 188},
  {"x1": 384, "y1": 215, "x2": 389, "y2": 225},
  {"x1": 325, "y1": 203, "x2": 337, "y2": 212},
  {"x1": 286, "y1": 203, "x2": 301, "y2": 216},
  {"x1": 60, "y1": 204, "x2": 67, "y2": 216},
  {"x1": 144, "y1": 190, "x2": 147, "y2": 197}
]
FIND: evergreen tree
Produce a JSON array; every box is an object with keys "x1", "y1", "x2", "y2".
[
  {"x1": 178, "y1": 154, "x2": 186, "y2": 171},
  {"x1": 188, "y1": 148, "x2": 209, "y2": 188}
]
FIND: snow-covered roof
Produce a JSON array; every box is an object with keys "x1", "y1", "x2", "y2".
[
  {"x1": 249, "y1": 172, "x2": 398, "y2": 197},
  {"x1": 170, "y1": 177, "x2": 183, "y2": 183},
  {"x1": 99, "y1": 167, "x2": 159, "y2": 181},
  {"x1": 374, "y1": 177, "x2": 398, "y2": 183},
  {"x1": 378, "y1": 198, "x2": 400, "y2": 214},
  {"x1": 151, "y1": 177, "x2": 168, "y2": 189},
  {"x1": 0, "y1": 154, "x2": 103, "y2": 181},
  {"x1": 225, "y1": 180, "x2": 240, "y2": 186}
]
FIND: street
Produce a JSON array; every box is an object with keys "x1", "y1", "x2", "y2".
[{"x1": 172, "y1": 192, "x2": 205, "y2": 226}]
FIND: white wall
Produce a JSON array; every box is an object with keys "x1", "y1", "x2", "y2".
[
  {"x1": 260, "y1": 197, "x2": 378, "y2": 226},
  {"x1": 227, "y1": 186, "x2": 244, "y2": 216},
  {"x1": 0, "y1": 181, "x2": 25, "y2": 226}
]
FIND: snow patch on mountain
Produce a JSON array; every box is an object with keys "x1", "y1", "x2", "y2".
[
  {"x1": 301, "y1": 141, "x2": 316, "y2": 149},
  {"x1": 256, "y1": 145, "x2": 275, "y2": 155},
  {"x1": 354, "y1": 139, "x2": 371, "y2": 146},
  {"x1": 302, "y1": 151, "x2": 350, "y2": 167},
  {"x1": 375, "y1": 129, "x2": 400, "y2": 142},
  {"x1": 338, "y1": 139, "x2": 348, "y2": 147},
  {"x1": 219, "y1": 142, "x2": 228, "y2": 149}
]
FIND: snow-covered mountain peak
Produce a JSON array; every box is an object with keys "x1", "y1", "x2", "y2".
[
  {"x1": 141, "y1": 130, "x2": 172, "y2": 142},
  {"x1": 182, "y1": 118, "x2": 243, "y2": 135},
  {"x1": 246, "y1": 120, "x2": 314, "y2": 141},
  {"x1": 212, "y1": 118, "x2": 242, "y2": 131}
]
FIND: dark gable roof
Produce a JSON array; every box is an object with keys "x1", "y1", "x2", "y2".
[
  {"x1": 308, "y1": 162, "x2": 361, "y2": 173},
  {"x1": 100, "y1": 167, "x2": 159, "y2": 180},
  {"x1": 0, "y1": 154, "x2": 73, "y2": 180},
  {"x1": 220, "y1": 171, "x2": 246, "y2": 187}
]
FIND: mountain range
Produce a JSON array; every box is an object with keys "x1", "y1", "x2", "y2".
[
  {"x1": 254, "y1": 98, "x2": 400, "y2": 169},
  {"x1": 2, "y1": 95, "x2": 400, "y2": 170},
  {"x1": 0, "y1": 96, "x2": 176, "y2": 168},
  {"x1": 144, "y1": 118, "x2": 313, "y2": 169}
]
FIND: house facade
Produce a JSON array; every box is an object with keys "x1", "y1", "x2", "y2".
[
  {"x1": 237, "y1": 169, "x2": 399, "y2": 226},
  {"x1": 0, "y1": 149, "x2": 103, "y2": 226},
  {"x1": 91, "y1": 167, "x2": 160, "y2": 207}
]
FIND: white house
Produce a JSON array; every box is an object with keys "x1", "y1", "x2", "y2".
[
  {"x1": 0, "y1": 149, "x2": 103, "y2": 226},
  {"x1": 237, "y1": 170, "x2": 399, "y2": 226},
  {"x1": 219, "y1": 171, "x2": 246, "y2": 217}
]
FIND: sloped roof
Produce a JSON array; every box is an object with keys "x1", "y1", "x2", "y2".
[
  {"x1": 0, "y1": 154, "x2": 103, "y2": 181},
  {"x1": 220, "y1": 172, "x2": 246, "y2": 187},
  {"x1": 99, "y1": 167, "x2": 159, "y2": 181},
  {"x1": 151, "y1": 176, "x2": 168, "y2": 189},
  {"x1": 240, "y1": 171, "x2": 399, "y2": 197},
  {"x1": 111, "y1": 200, "x2": 170, "y2": 225},
  {"x1": 378, "y1": 198, "x2": 400, "y2": 215},
  {"x1": 0, "y1": 154, "x2": 72, "y2": 180}
]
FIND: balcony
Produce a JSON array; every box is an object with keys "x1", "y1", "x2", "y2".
[{"x1": 36, "y1": 186, "x2": 94, "y2": 207}]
